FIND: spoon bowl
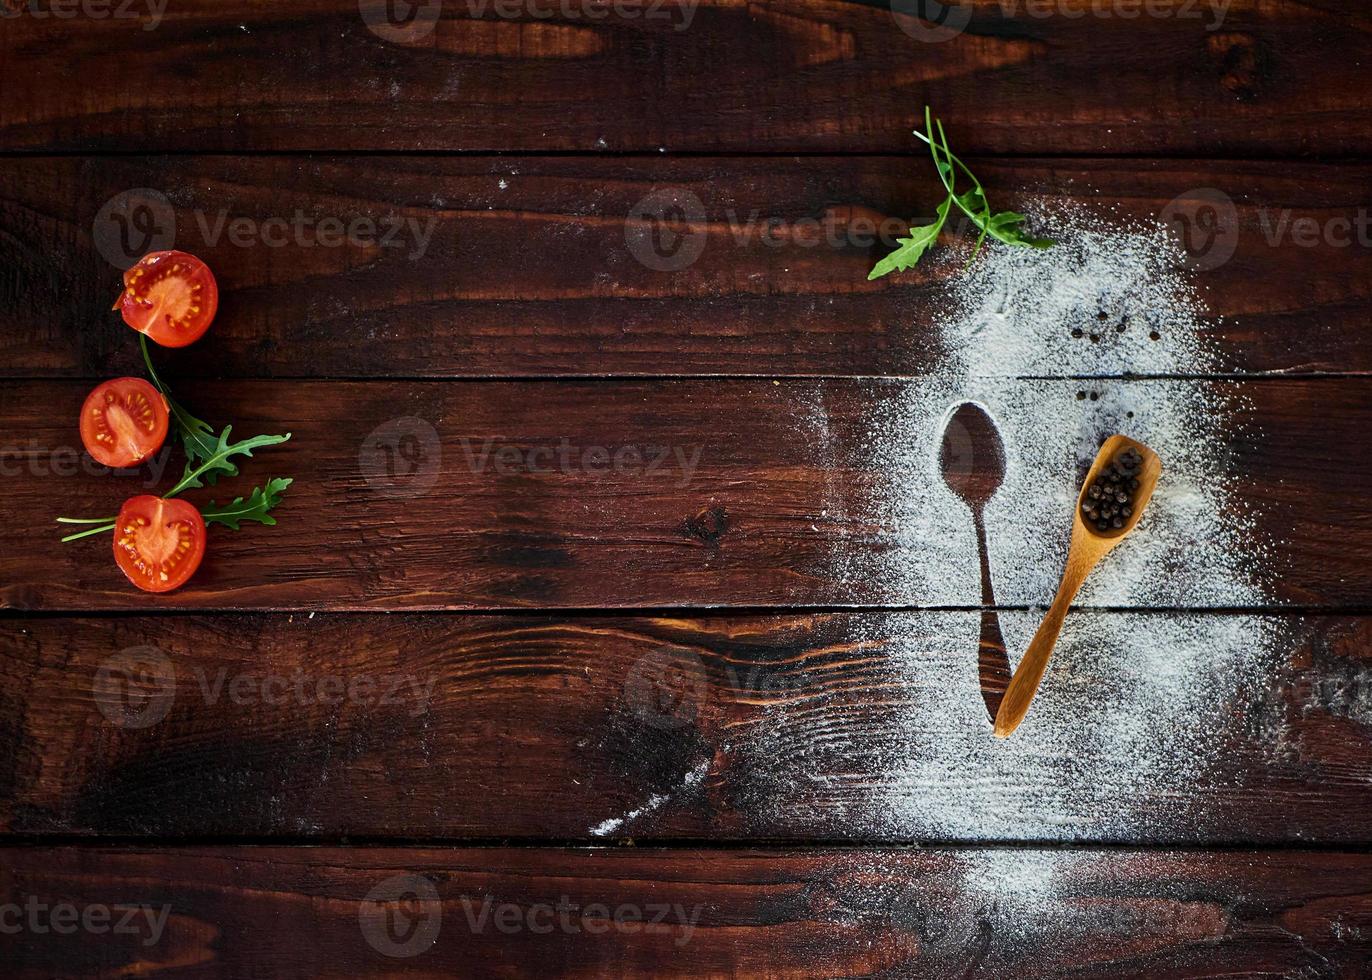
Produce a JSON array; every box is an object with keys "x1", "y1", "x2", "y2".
[
  {"x1": 992, "y1": 434, "x2": 1161, "y2": 738},
  {"x1": 1075, "y1": 434, "x2": 1162, "y2": 542}
]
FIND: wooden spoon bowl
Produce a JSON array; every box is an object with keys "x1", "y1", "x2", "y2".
[{"x1": 991, "y1": 434, "x2": 1162, "y2": 738}]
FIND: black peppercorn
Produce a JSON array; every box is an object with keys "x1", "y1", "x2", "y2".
[{"x1": 1080, "y1": 447, "x2": 1147, "y2": 534}]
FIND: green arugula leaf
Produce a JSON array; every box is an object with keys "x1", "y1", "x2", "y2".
[
  {"x1": 168, "y1": 398, "x2": 220, "y2": 470},
  {"x1": 201, "y1": 478, "x2": 293, "y2": 530},
  {"x1": 870, "y1": 107, "x2": 959, "y2": 281},
  {"x1": 167, "y1": 426, "x2": 292, "y2": 497},
  {"x1": 60, "y1": 337, "x2": 297, "y2": 547},
  {"x1": 867, "y1": 194, "x2": 953, "y2": 280},
  {"x1": 895, "y1": 107, "x2": 1054, "y2": 270},
  {"x1": 983, "y1": 210, "x2": 1054, "y2": 249}
]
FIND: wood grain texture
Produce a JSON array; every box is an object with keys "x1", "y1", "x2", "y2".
[
  {"x1": 3, "y1": 155, "x2": 1371, "y2": 378},
  {"x1": 3, "y1": 845, "x2": 1372, "y2": 977},
  {"x1": 2, "y1": 612, "x2": 1369, "y2": 841},
  {"x1": 2, "y1": 377, "x2": 1368, "y2": 610},
  {"x1": 1, "y1": 0, "x2": 1369, "y2": 154}
]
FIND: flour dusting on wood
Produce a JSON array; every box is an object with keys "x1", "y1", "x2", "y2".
[{"x1": 742, "y1": 207, "x2": 1290, "y2": 840}]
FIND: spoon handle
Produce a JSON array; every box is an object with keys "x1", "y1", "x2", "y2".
[{"x1": 992, "y1": 549, "x2": 1092, "y2": 737}]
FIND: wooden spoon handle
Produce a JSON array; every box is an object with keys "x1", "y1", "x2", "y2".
[{"x1": 992, "y1": 559, "x2": 1089, "y2": 738}]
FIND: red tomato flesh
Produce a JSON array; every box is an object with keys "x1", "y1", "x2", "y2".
[
  {"x1": 80, "y1": 377, "x2": 169, "y2": 468},
  {"x1": 113, "y1": 496, "x2": 206, "y2": 593},
  {"x1": 116, "y1": 250, "x2": 218, "y2": 347}
]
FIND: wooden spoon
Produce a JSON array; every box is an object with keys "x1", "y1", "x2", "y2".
[{"x1": 992, "y1": 434, "x2": 1162, "y2": 738}]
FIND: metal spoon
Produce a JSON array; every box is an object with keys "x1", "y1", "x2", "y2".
[{"x1": 939, "y1": 402, "x2": 1012, "y2": 721}]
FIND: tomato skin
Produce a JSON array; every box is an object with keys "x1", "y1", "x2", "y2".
[
  {"x1": 116, "y1": 250, "x2": 218, "y2": 348},
  {"x1": 80, "y1": 377, "x2": 170, "y2": 469},
  {"x1": 113, "y1": 496, "x2": 206, "y2": 593}
]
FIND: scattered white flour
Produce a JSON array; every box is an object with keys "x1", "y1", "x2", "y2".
[
  {"x1": 830, "y1": 847, "x2": 1223, "y2": 968},
  {"x1": 589, "y1": 759, "x2": 709, "y2": 837},
  {"x1": 823, "y1": 207, "x2": 1276, "y2": 608},
  {"x1": 746, "y1": 206, "x2": 1290, "y2": 841}
]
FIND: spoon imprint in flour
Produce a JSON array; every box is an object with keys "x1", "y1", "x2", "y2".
[
  {"x1": 993, "y1": 434, "x2": 1162, "y2": 738},
  {"x1": 938, "y1": 402, "x2": 1012, "y2": 721}
]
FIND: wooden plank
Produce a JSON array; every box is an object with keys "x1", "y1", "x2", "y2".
[
  {"x1": 1, "y1": 377, "x2": 1368, "y2": 610},
  {"x1": 3, "y1": 155, "x2": 1371, "y2": 378},
  {"x1": 1, "y1": 0, "x2": 1369, "y2": 154},
  {"x1": 2, "y1": 612, "x2": 1369, "y2": 842},
  {"x1": 3, "y1": 845, "x2": 1372, "y2": 976}
]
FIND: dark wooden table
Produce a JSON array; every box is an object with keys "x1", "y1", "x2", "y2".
[{"x1": 4, "y1": 1, "x2": 1372, "y2": 976}]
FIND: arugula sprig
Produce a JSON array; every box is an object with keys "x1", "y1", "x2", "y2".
[
  {"x1": 56, "y1": 473, "x2": 293, "y2": 542},
  {"x1": 869, "y1": 108, "x2": 1053, "y2": 280},
  {"x1": 166, "y1": 427, "x2": 291, "y2": 495},
  {"x1": 868, "y1": 194, "x2": 954, "y2": 280},
  {"x1": 57, "y1": 341, "x2": 293, "y2": 541},
  {"x1": 202, "y1": 478, "x2": 294, "y2": 530},
  {"x1": 55, "y1": 428, "x2": 291, "y2": 541}
]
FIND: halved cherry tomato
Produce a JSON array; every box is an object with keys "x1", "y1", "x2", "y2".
[
  {"x1": 79, "y1": 377, "x2": 170, "y2": 469},
  {"x1": 115, "y1": 250, "x2": 218, "y2": 347},
  {"x1": 113, "y1": 496, "x2": 206, "y2": 593}
]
